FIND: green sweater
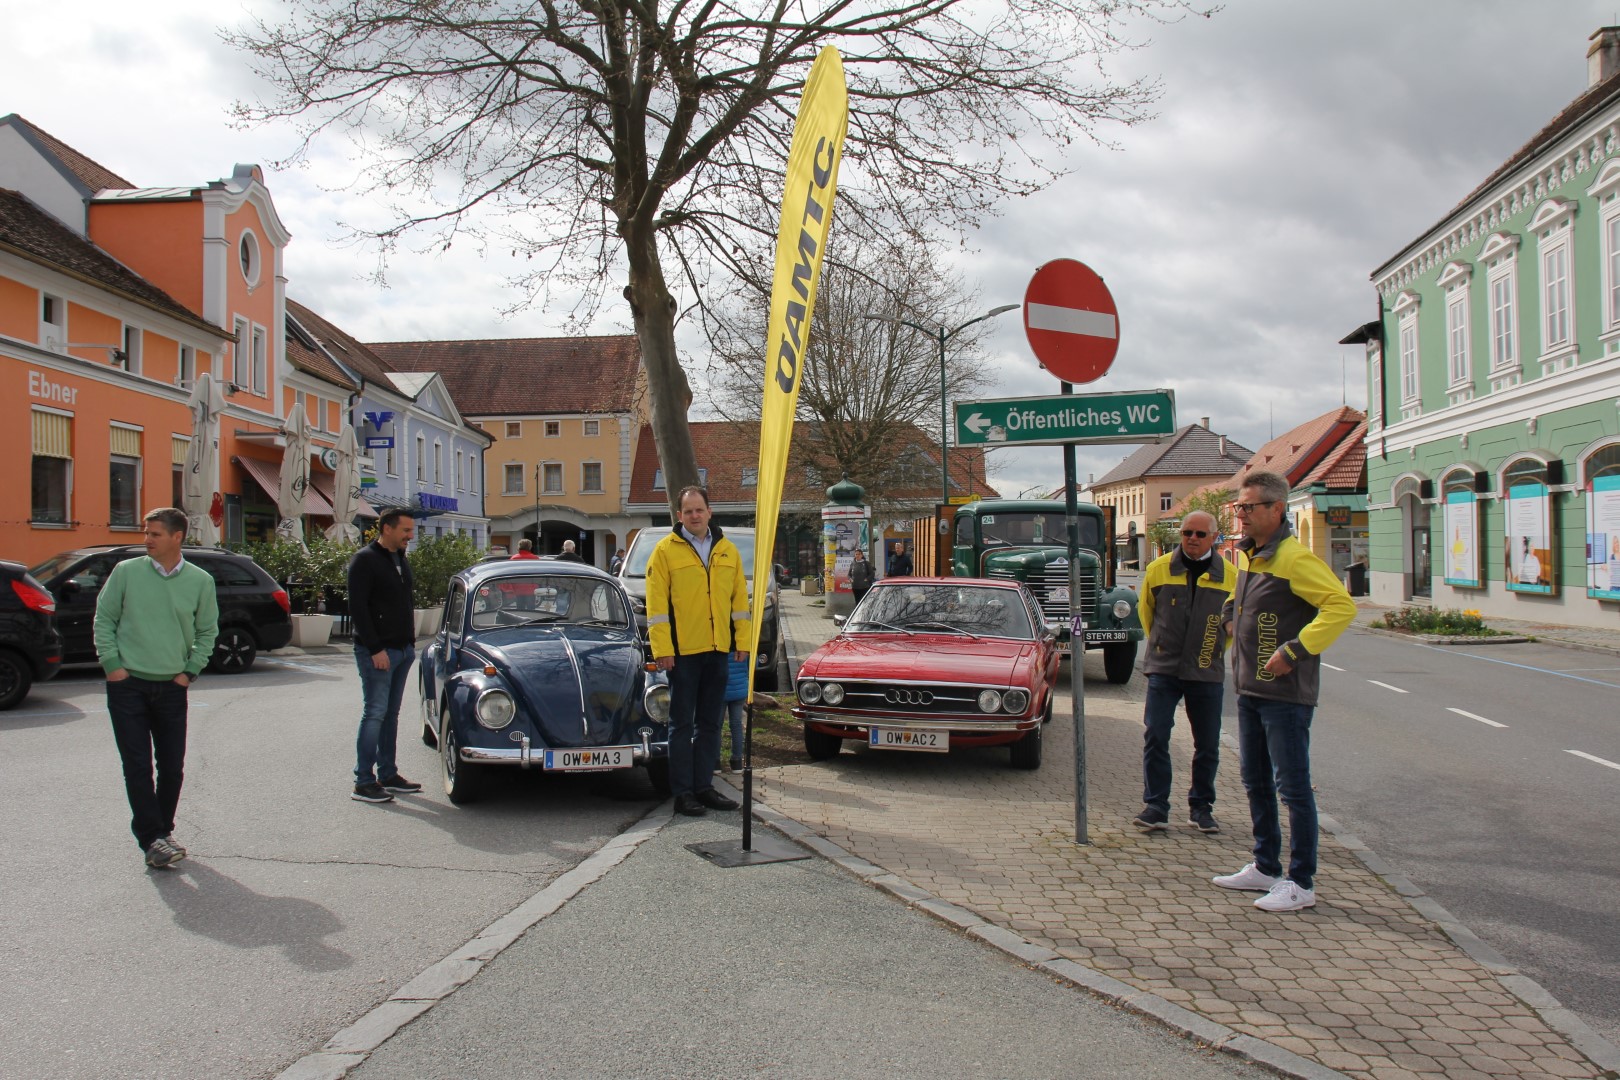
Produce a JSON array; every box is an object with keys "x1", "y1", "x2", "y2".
[{"x1": 94, "y1": 557, "x2": 220, "y2": 680}]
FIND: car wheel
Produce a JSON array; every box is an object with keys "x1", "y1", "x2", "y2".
[
  {"x1": 441, "y1": 713, "x2": 485, "y2": 805},
  {"x1": 208, "y1": 627, "x2": 258, "y2": 674},
  {"x1": 420, "y1": 691, "x2": 439, "y2": 748},
  {"x1": 803, "y1": 724, "x2": 843, "y2": 761},
  {"x1": 0, "y1": 650, "x2": 31, "y2": 711},
  {"x1": 1041, "y1": 693, "x2": 1055, "y2": 725},
  {"x1": 1009, "y1": 722, "x2": 1043, "y2": 769},
  {"x1": 1103, "y1": 641, "x2": 1137, "y2": 685},
  {"x1": 645, "y1": 758, "x2": 672, "y2": 799}
]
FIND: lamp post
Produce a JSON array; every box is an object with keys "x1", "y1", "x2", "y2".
[{"x1": 865, "y1": 305, "x2": 1018, "y2": 506}]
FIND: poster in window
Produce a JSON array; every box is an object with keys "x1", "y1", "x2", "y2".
[
  {"x1": 1504, "y1": 482, "x2": 1555, "y2": 594},
  {"x1": 1442, "y1": 490, "x2": 1482, "y2": 588},
  {"x1": 1586, "y1": 474, "x2": 1620, "y2": 600}
]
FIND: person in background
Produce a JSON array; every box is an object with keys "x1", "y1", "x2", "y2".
[
  {"x1": 889, "y1": 543, "x2": 913, "y2": 577},
  {"x1": 850, "y1": 548, "x2": 875, "y2": 604},
  {"x1": 511, "y1": 538, "x2": 540, "y2": 560},
  {"x1": 347, "y1": 508, "x2": 423, "y2": 804},
  {"x1": 723, "y1": 653, "x2": 749, "y2": 773},
  {"x1": 96, "y1": 507, "x2": 219, "y2": 869},
  {"x1": 556, "y1": 539, "x2": 584, "y2": 563},
  {"x1": 610, "y1": 547, "x2": 626, "y2": 575}
]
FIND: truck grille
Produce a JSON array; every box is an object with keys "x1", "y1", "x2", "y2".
[{"x1": 988, "y1": 565, "x2": 1097, "y2": 621}]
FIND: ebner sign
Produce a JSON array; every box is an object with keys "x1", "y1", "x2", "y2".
[{"x1": 955, "y1": 389, "x2": 1176, "y2": 447}]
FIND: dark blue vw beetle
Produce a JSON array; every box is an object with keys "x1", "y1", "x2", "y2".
[{"x1": 419, "y1": 561, "x2": 671, "y2": 804}]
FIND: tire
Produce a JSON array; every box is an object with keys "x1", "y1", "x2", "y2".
[
  {"x1": 208, "y1": 626, "x2": 258, "y2": 674},
  {"x1": 1009, "y1": 722, "x2": 1043, "y2": 769},
  {"x1": 0, "y1": 650, "x2": 32, "y2": 711},
  {"x1": 440, "y1": 714, "x2": 486, "y2": 805},
  {"x1": 803, "y1": 724, "x2": 843, "y2": 760},
  {"x1": 645, "y1": 758, "x2": 672, "y2": 799},
  {"x1": 420, "y1": 691, "x2": 439, "y2": 748},
  {"x1": 1040, "y1": 693, "x2": 1055, "y2": 725},
  {"x1": 1103, "y1": 641, "x2": 1138, "y2": 685}
]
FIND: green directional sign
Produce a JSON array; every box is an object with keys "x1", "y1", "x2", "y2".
[{"x1": 955, "y1": 389, "x2": 1176, "y2": 446}]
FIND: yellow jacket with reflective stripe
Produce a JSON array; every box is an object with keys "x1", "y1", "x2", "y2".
[{"x1": 646, "y1": 525, "x2": 752, "y2": 658}]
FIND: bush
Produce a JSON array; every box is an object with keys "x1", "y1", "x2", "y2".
[
  {"x1": 407, "y1": 532, "x2": 482, "y2": 608},
  {"x1": 1377, "y1": 607, "x2": 1492, "y2": 635},
  {"x1": 230, "y1": 535, "x2": 359, "y2": 613}
]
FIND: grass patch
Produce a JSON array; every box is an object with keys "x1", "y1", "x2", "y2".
[
  {"x1": 723, "y1": 694, "x2": 815, "y2": 768},
  {"x1": 1372, "y1": 607, "x2": 1501, "y2": 636}
]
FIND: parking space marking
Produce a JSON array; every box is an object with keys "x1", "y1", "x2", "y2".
[
  {"x1": 1367, "y1": 679, "x2": 1408, "y2": 693},
  {"x1": 1447, "y1": 707, "x2": 1507, "y2": 729},
  {"x1": 1322, "y1": 662, "x2": 1346, "y2": 672},
  {"x1": 1566, "y1": 749, "x2": 1620, "y2": 772}
]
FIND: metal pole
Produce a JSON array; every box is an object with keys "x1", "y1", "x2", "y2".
[
  {"x1": 1063, "y1": 381, "x2": 1089, "y2": 845},
  {"x1": 742, "y1": 699, "x2": 754, "y2": 850},
  {"x1": 939, "y1": 327, "x2": 950, "y2": 507}
]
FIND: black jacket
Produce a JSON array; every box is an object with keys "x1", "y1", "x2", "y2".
[{"x1": 348, "y1": 541, "x2": 416, "y2": 650}]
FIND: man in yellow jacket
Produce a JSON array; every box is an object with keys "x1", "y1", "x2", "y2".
[{"x1": 647, "y1": 486, "x2": 752, "y2": 816}]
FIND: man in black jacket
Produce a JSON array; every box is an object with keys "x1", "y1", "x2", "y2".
[{"x1": 347, "y1": 509, "x2": 422, "y2": 803}]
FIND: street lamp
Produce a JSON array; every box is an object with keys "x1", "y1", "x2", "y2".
[{"x1": 865, "y1": 304, "x2": 1019, "y2": 506}]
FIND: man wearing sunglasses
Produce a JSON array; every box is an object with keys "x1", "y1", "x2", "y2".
[
  {"x1": 1132, "y1": 510, "x2": 1235, "y2": 836},
  {"x1": 1213, "y1": 471, "x2": 1355, "y2": 913}
]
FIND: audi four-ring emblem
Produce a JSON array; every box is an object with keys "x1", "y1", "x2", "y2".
[{"x1": 885, "y1": 688, "x2": 933, "y2": 705}]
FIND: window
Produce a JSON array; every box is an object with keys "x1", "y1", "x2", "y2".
[
  {"x1": 31, "y1": 409, "x2": 73, "y2": 525},
  {"x1": 1481, "y1": 231, "x2": 1521, "y2": 375},
  {"x1": 109, "y1": 424, "x2": 142, "y2": 528},
  {"x1": 239, "y1": 230, "x2": 261, "y2": 287},
  {"x1": 433, "y1": 441, "x2": 443, "y2": 485},
  {"x1": 581, "y1": 461, "x2": 603, "y2": 492},
  {"x1": 1395, "y1": 291, "x2": 1420, "y2": 406},
  {"x1": 653, "y1": 468, "x2": 665, "y2": 491},
  {"x1": 467, "y1": 455, "x2": 477, "y2": 495},
  {"x1": 251, "y1": 326, "x2": 267, "y2": 392},
  {"x1": 1367, "y1": 343, "x2": 1383, "y2": 426},
  {"x1": 177, "y1": 345, "x2": 195, "y2": 389},
  {"x1": 41, "y1": 292, "x2": 64, "y2": 346},
  {"x1": 503, "y1": 463, "x2": 524, "y2": 494},
  {"x1": 542, "y1": 462, "x2": 563, "y2": 493},
  {"x1": 742, "y1": 467, "x2": 758, "y2": 487},
  {"x1": 232, "y1": 317, "x2": 250, "y2": 385},
  {"x1": 1530, "y1": 198, "x2": 1577, "y2": 368},
  {"x1": 505, "y1": 421, "x2": 521, "y2": 439},
  {"x1": 455, "y1": 450, "x2": 464, "y2": 490},
  {"x1": 1608, "y1": 213, "x2": 1620, "y2": 331},
  {"x1": 172, "y1": 463, "x2": 184, "y2": 507},
  {"x1": 1160, "y1": 492, "x2": 1173, "y2": 512},
  {"x1": 583, "y1": 419, "x2": 600, "y2": 436},
  {"x1": 1542, "y1": 239, "x2": 1571, "y2": 351},
  {"x1": 544, "y1": 420, "x2": 561, "y2": 437},
  {"x1": 121, "y1": 325, "x2": 141, "y2": 375},
  {"x1": 386, "y1": 444, "x2": 397, "y2": 477},
  {"x1": 416, "y1": 435, "x2": 426, "y2": 481},
  {"x1": 1436, "y1": 261, "x2": 1472, "y2": 392}
]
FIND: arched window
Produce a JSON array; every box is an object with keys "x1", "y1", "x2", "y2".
[
  {"x1": 1440, "y1": 468, "x2": 1483, "y2": 588},
  {"x1": 1585, "y1": 442, "x2": 1620, "y2": 482},
  {"x1": 1584, "y1": 442, "x2": 1620, "y2": 598},
  {"x1": 1502, "y1": 456, "x2": 1554, "y2": 594}
]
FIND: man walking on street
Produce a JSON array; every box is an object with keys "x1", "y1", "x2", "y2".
[
  {"x1": 1132, "y1": 510, "x2": 1235, "y2": 835},
  {"x1": 348, "y1": 508, "x2": 423, "y2": 804},
  {"x1": 1214, "y1": 471, "x2": 1355, "y2": 912},
  {"x1": 96, "y1": 508, "x2": 218, "y2": 869},
  {"x1": 647, "y1": 486, "x2": 752, "y2": 817}
]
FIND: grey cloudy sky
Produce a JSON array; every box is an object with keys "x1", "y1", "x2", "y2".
[{"x1": 2, "y1": 0, "x2": 1613, "y2": 499}]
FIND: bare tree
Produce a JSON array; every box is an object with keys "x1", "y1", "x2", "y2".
[{"x1": 230, "y1": 0, "x2": 1206, "y2": 506}]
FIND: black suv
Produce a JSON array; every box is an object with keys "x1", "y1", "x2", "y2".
[
  {"x1": 0, "y1": 560, "x2": 64, "y2": 709},
  {"x1": 30, "y1": 547, "x2": 293, "y2": 674}
]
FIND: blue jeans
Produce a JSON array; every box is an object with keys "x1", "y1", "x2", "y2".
[
  {"x1": 726, "y1": 699, "x2": 746, "y2": 761},
  {"x1": 1141, "y1": 674, "x2": 1223, "y2": 813},
  {"x1": 668, "y1": 651, "x2": 727, "y2": 797},
  {"x1": 1236, "y1": 695, "x2": 1317, "y2": 890},
  {"x1": 107, "y1": 676, "x2": 189, "y2": 850},
  {"x1": 354, "y1": 645, "x2": 415, "y2": 785}
]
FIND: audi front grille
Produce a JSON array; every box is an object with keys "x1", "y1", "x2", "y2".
[{"x1": 821, "y1": 682, "x2": 985, "y2": 715}]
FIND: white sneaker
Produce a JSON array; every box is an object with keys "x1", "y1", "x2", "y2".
[
  {"x1": 1254, "y1": 879, "x2": 1316, "y2": 912},
  {"x1": 1212, "y1": 862, "x2": 1279, "y2": 891}
]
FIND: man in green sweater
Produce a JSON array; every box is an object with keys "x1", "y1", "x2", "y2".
[{"x1": 95, "y1": 507, "x2": 219, "y2": 869}]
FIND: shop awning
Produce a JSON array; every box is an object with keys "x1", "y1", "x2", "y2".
[
  {"x1": 235, "y1": 455, "x2": 335, "y2": 517},
  {"x1": 1311, "y1": 494, "x2": 1367, "y2": 512},
  {"x1": 308, "y1": 473, "x2": 379, "y2": 519}
]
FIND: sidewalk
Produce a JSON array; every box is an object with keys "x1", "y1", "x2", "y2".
[{"x1": 761, "y1": 590, "x2": 1618, "y2": 1080}]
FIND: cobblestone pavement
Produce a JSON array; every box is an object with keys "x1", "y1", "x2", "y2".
[{"x1": 759, "y1": 590, "x2": 1610, "y2": 1080}]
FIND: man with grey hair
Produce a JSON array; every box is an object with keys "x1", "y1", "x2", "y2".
[
  {"x1": 1132, "y1": 508, "x2": 1235, "y2": 834},
  {"x1": 1214, "y1": 471, "x2": 1355, "y2": 912}
]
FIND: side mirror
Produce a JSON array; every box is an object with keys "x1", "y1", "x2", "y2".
[
  {"x1": 1044, "y1": 619, "x2": 1063, "y2": 638},
  {"x1": 832, "y1": 614, "x2": 847, "y2": 627}
]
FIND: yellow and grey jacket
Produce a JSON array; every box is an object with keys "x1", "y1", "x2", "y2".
[
  {"x1": 647, "y1": 524, "x2": 752, "y2": 659},
  {"x1": 1222, "y1": 519, "x2": 1355, "y2": 706},
  {"x1": 1139, "y1": 548, "x2": 1236, "y2": 683}
]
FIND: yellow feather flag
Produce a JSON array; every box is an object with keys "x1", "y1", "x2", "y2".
[{"x1": 749, "y1": 47, "x2": 848, "y2": 696}]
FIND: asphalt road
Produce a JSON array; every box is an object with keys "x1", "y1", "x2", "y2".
[
  {"x1": 1305, "y1": 628, "x2": 1620, "y2": 1048},
  {"x1": 0, "y1": 652, "x2": 662, "y2": 1080}
]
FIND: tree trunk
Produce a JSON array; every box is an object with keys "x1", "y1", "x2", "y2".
[{"x1": 624, "y1": 230, "x2": 698, "y2": 518}]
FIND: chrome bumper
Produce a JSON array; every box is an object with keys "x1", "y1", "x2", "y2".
[
  {"x1": 459, "y1": 730, "x2": 663, "y2": 768},
  {"x1": 795, "y1": 711, "x2": 1034, "y2": 733}
]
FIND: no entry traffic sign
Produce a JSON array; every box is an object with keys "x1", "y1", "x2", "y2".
[{"x1": 1023, "y1": 259, "x2": 1119, "y2": 384}]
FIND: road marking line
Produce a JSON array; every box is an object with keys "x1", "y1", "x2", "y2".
[
  {"x1": 1367, "y1": 680, "x2": 1408, "y2": 693},
  {"x1": 1447, "y1": 707, "x2": 1507, "y2": 728},
  {"x1": 1411, "y1": 642, "x2": 1620, "y2": 688},
  {"x1": 1322, "y1": 662, "x2": 1346, "y2": 672},
  {"x1": 1565, "y1": 749, "x2": 1620, "y2": 772}
]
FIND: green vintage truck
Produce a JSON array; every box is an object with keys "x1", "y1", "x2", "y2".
[{"x1": 914, "y1": 499, "x2": 1142, "y2": 683}]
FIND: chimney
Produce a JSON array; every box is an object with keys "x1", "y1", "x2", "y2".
[
  {"x1": 1219, "y1": 436, "x2": 1227, "y2": 455},
  {"x1": 1590, "y1": 27, "x2": 1620, "y2": 87},
  {"x1": 1200, "y1": 416, "x2": 1210, "y2": 428}
]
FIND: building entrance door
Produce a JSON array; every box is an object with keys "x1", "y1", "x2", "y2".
[{"x1": 1412, "y1": 526, "x2": 1432, "y2": 599}]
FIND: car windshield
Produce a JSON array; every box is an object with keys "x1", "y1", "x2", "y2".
[
  {"x1": 978, "y1": 512, "x2": 1102, "y2": 550},
  {"x1": 849, "y1": 583, "x2": 1033, "y2": 639},
  {"x1": 467, "y1": 576, "x2": 631, "y2": 630}
]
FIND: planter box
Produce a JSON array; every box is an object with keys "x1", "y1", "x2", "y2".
[
  {"x1": 289, "y1": 613, "x2": 335, "y2": 648},
  {"x1": 415, "y1": 606, "x2": 444, "y2": 637}
]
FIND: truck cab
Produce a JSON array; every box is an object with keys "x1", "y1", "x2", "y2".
[{"x1": 934, "y1": 499, "x2": 1142, "y2": 684}]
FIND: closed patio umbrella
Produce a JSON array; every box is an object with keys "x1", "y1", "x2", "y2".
[
  {"x1": 276, "y1": 404, "x2": 313, "y2": 547},
  {"x1": 324, "y1": 423, "x2": 362, "y2": 544},
  {"x1": 182, "y1": 372, "x2": 226, "y2": 547}
]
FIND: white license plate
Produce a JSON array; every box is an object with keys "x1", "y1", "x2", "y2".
[
  {"x1": 869, "y1": 727, "x2": 949, "y2": 752},
  {"x1": 1083, "y1": 630, "x2": 1130, "y2": 643},
  {"x1": 543, "y1": 746, "x2": 635, "y2": 771}
]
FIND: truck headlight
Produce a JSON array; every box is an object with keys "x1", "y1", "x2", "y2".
[
  {"x1": 799, "y1": 681, "x2": 822, "y2": 704},
  {"x1": 1002, "y1": 689, "x2": 1029, "y2": 714},
  {"x1": 475, "y1": 688, "x2": 515, "y2": 730},
  {"x1": 643, "y1": 683, "x2": 671, "y2": 722},
  {"x1": 1112, "y1": 599, "x2": 1132, "y2": 619},
  {"x1": 978, "y1": 689, "x2": 1003, "y2": 713}
]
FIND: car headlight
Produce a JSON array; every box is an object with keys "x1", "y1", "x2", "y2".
[
  {"x1": 475, "y1": 688, "x2": 516, "y2": 730},
  {"x1": 978, "y1": 689, "x2": 1003, "y2": 713},
  {"x1": 1002, "y1": 688, "x2": 1029, "y2": 714},
  {"x1": 799, "y1": 681, "x2": 822, "y2": 704},
  {"x1": 820, "y1": 682, "x2": 844, "y2": 705},
  {"x1": 1112, "y1": 599, "x2": 1132, "y2": 619},
  {"x1": 643, "y1": 683, "x2": 671, "y2": 722}
]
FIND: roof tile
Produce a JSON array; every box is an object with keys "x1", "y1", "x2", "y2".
[{"x1": 369, "y1": 336, "x2": 642, "y2": 415}]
